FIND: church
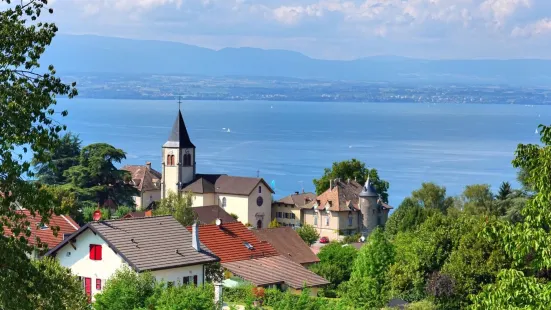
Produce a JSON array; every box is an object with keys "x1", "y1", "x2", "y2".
[{"x1": 124, "y1": 109, "x2": 274, "y2": 229}]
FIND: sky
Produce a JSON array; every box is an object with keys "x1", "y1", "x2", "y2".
[{"x1": 45, "y1": 0, "x2": 551, "y2": 60}]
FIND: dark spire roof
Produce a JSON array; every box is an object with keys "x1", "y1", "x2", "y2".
[
  {"x1": 164, "y1": 110, "x2": 195, "y2": 148},
  {"x1": 360, "y1": 177, "x2": 378, "y2": 197}
]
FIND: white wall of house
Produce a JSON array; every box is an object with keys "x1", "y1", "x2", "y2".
[
  {"x1": 192, "y1": 194, "x2": 205, "y2": 207},
  {"x1": 55, "y1": 229, "x2": 125, "y2": 299},
  {"x1": 151, "y1": 265, "x2": 204, "y2": 286},
  {"x1": 53, "y1": 228, "x2": 207, "y2": 300}
]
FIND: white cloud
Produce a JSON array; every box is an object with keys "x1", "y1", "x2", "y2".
[{"x1": 512, "y1": 18, "x2": 551, "y2": 36}]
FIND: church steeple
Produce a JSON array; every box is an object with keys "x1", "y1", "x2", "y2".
[
  {"x1": 164, "y1": 110, "x2": 195, "y2": 148},
  {"x1": 161, "y1": 108, "x2": 196, "y2": 199}
]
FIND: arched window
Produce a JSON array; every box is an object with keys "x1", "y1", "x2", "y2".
[
  {"x1": 258, "y1": 186, "x2": 261, "y2": 194},
  {"x1": 257, "y1": 220, "x2": 262, "y2": 229},
  {"x1": 222, "y1": 197, "x2": 226, "y2": 208},
  {"x1": 166, "y1": 154, "x2": 173, "y2": 166},
  {"x1": 183, "y1": 153, "x2": 191, "y2": 166}
]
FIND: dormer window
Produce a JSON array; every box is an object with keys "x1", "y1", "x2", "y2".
[{"x1": 39, "y1": 223, "x2": 48, "y2": 230}]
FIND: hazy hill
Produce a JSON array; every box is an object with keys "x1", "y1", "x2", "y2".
[{"x1": 43, "y1": 35, "x2": 551, "y2": 85}]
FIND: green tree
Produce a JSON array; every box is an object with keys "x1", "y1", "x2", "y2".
[
  {"x1": 438, "y1": 216, "x2": 510, "y2": 309},
  {"x1": 296, "y1": 224, "x2": 320, "y2": 246},
  {"x1": 342, "y1": 228, "x2": 395, "y2": 309},
  {"x1": 496, "y1": 181, "x2": 512, "y2": 200},
  {"x1": 310, "y1": 242, "x2": 358, "y2": 297},
  {"x1": 27, "y1": 257, "x2": 88, "y2": 309},
  {"x1": 388, "y1": 213, "x2": 467, "y2": 302},
  {"x1": 153, "y1": 191, "x2": 197, "y2": 226},
  {"x1": 384, "y1": 198, "x2": 430, "y2": 239},
  {"x1": 32, "y1": 132, "x2": 81, "y2": 185},
  {"x1": 313, "y1": 159, "x2": 390, "y2": 202},
  {"x1": 471, "y1": 125, "x2": 551, "y2": 307},
  {"x1": 268, "y1": 218, "x2": 281, "y2": 228},
  {"x1": 0, "y1": 1, "x2": 79, "y2": 308},
  {"x1": 94, "y1": 266, "x2": 158, "y2": 310},
  {"x1": 411, "y1": 182, "x2": 454, "y2": 213},
  {"x1": 459, "y1": 184, "x2": 496, "y2": 216},
  {"x1": 64, "y1": 143, "x2": 138, "y2": 209}
]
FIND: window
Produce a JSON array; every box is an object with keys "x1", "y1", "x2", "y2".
[
  {"x1": 96, "y1": 279, "x2": 102, "y2": 290},
  {"x1": 222, "y1": 197, "x2": 226, "y2": 208},
  {"x1": 284, "y1": 213, "x2": 289, "y2": 219},
  {"x1": 276, "y1": 212, "x2": 282, "y2": 219},
  {"x1": 89, "y1": 244, "x2": 102, "y2": 260},
  {"x1": 39, "y1": 223, "x2": 48, "y2": 230},
  {"x1": 258, "y1": 186, "x2": 262, "y2": 193},
  {"x1": 167, "y1": 154, "x2": 176, "y2": 166},
  {"x1": 314, "y1": 214, "x2": 318, "y2": 225},
  {"x1": 290, "y1": 213, "x2": 296, "y2": 219},
  {"x1": 193, "y1": 275, "x2": 198, "y2": 286},
  {"x1": 183, "y1": 152, "x2": 191, "y2": 166},
  {"x1": 325, "y1": 214, "x2": 330, "y2": 226},
  {"x1": 348, "y1": 212, "x2": 353, "y2": 226},
  {"x1": 183, "y1": 276, "x2": 190, "y2": 285}
]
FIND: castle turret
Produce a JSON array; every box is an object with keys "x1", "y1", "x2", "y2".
[
  {"x1": 161, "y1": 110, "x2": 196, "y2": 198},
  {"x1": 359, "y1": 177, "x2": 379, "y2": 236}
]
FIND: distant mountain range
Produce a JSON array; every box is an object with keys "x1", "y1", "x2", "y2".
[{"x1": 43, "y1": 35, "x2": 551, "y2": 86}]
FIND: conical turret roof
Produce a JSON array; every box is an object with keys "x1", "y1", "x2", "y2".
[
  {"x1": 164, "y1": 110, "x2": 195, "y2": 148},
  {"x1": 360, "y1": 177, "x2": 378, "y2": 197}
]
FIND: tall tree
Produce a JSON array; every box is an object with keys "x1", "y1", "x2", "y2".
[
  {"x1": 64, "y1": 143, "x2": 138, "y2": 208},
  {"x1": 0, "y1": 0, "x2": 79, "y2": 308},
  {"x1": 384, "y1": 197, "x2": 430, "y2": 239},
  {"x1": 496, "y1": 181, "x2": 512, "y2": 200},
  {"x1": 471, "y1": 125, "x2": 551, "y2": 308},
  {"x1": 153, "y1": 191, "x2": 196, "y2": 226},
  {"x1": 313, "y1": 159, "x2": 390, "y2": 202},
  {"x1": 411, "y1": 182, "x2": 454, "y2": 213},
  {"x1": 309, "y1": 242, "x2": 358, "y2": 297},
  {"x1": 342, "y1": 228, "x2": 395, "y2": 309},
  {"x1": 460, "y1": 184, "x2": 496, "y2": 216},
  {"x1": 32, "y1": 132, "x2": 81, "y2": 185}
]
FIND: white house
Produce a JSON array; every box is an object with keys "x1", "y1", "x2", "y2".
[
  {"x1": 159, "y1": 109, "x2": 275, "y2": 228},
  {"x1": 45, "y1": 216, "x2": 219, "y2": 300}
]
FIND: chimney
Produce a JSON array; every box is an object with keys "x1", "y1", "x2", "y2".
[
  {"x1": 329, "y1": 179, "x2": 333, "y2": 191},
  {"x1": 295, "y1": 191, "x2": 299, "y2": 195},
  {"x1": 146, "y1": 162, "x2": 152, "y2": 170},
  {"x1": 192, "y1": 221, "x2": 200, "y2": 252}
]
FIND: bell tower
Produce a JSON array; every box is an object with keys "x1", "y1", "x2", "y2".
[{"x1": 161, "y1": 107, "x2": 196, "y2": 199}]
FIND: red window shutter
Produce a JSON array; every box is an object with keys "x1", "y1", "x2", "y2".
[
  {"x1": 96, "y1": 245, "x2": 102, "y2": 260},
  {"x1": 96, "y1": 279, "x2": 102, "y2": 290},
  {"x1": 193, "y1": 275, "x2": 198, "y2": 286},
  {"x1": 89, "y1": 245, "x2": 96, "y2": 260}
]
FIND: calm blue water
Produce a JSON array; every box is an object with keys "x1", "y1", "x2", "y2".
[{"x1": 56, "y1": 99, "x2": 549, "y2": 207}]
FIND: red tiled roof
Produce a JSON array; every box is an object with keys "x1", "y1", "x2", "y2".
[
  {"x1": 186, "y1": 222, "x2": 278, "y2": 263},
  {"x1": 316, "y1": 180, "x2": 363, "y2": 211},
  {"x1": 3, "y1": 210, "x2": 80, "y2": 249}
]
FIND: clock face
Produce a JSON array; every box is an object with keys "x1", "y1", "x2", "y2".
[{"x1": 256, "y1": 196, "x2": 264, "y2": 207}]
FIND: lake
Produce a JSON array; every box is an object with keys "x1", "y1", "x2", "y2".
[{"x1": 57, "y1": 99, "x2": 548, "y2": 207}]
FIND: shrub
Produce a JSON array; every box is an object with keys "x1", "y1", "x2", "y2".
[{"x1": 151, "y1": 283, "x2": 214, "y2": 310}]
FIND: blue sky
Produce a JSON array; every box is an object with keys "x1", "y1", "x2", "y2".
[{"x1": 49, "y1": 0, "x2": 551, "y2": 60}]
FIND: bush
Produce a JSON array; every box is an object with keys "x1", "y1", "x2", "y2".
[
  {"x1": 151, "y1": 283, "x2": 214, "y2": 310},
  {"x1": 406, "y1": 300, "x2": 437, "y2": 310},
  {"x1": 223, "y1": 285, "x2": 255, "y2": 302},
  {"x1": 342, "y1": 233, "x2": 361, "y2": 244},
  {"x1": 93, "y1": 266, "x2": 157, "y2": 310},
  {"x1": 113, "y1": 205, "x2": 133, "y2": 219}
]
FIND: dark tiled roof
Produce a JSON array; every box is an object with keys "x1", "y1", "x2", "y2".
[
  {"x1": 122, "y1": 164, "x2": 162, "y2": 192},
  {"x1": 164, "y1": 110, "x2": 195, "y2": 148},
  {"x1": 222, "y1": 255, "x2": 329, "y2": 289},
  {"x1": 182, "y1": 175, "x2": 274, "y2": 196},
  {"x1": 193, "y1": 205, "x2": 237, "y2": 225},
  {"x1": 46, "y1": 216, "x2": 218, "y2": 271},
  {"x1": 252, "y1": 227, "x2": 319, "y2": 265},
  {"x1": 3, "y1": 210, "x2": 79, "y2": 249},
  {"x1": 185, "y1": 222, "x2": 279, "y2": 263},
  {"x1": 360, "y1": 179, "x2": 379, "y2": 197},
  {"x1": 276, "y1": 192, "x2": 316, "y2": 208}
]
